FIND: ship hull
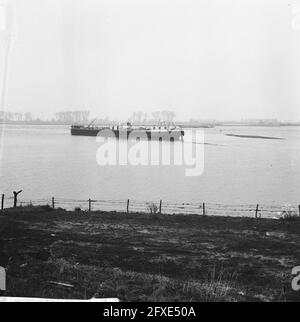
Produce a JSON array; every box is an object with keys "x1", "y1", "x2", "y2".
[
  {"x1": 71, "y1": 128, "x2": 100, "y2": 136},
  {"x1": 71, "y1": 127, "x2": 184, "y2": 141}
]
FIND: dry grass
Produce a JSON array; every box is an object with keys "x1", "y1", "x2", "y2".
[{"x1": 1, "y1": 206, "x2": 300, "y2": 301}]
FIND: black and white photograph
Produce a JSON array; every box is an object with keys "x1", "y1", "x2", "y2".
[{"x1": 0, "y1": 0, "x2": 300, "y2": 308}]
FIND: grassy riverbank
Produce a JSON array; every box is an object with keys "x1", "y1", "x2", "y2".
[{"x1": 0, "y1": 206, "x2": 299, "y2": 301}]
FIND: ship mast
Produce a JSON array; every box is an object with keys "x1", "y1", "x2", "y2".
[{"x1": 87, "y1": 118, "x2": 97, "y2": 128}]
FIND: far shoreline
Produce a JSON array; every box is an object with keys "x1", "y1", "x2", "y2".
[{"x1": 1, "y1": 121, "x2": 300, "y2": 127}]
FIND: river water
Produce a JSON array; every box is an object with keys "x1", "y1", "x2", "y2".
[{"x1": 0, "y1": 124, "x2": 299, "y2": 212}]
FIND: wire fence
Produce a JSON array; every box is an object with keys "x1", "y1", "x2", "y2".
[{"x1": 1, "y1": 194, "x2": 300, "y2": 219}]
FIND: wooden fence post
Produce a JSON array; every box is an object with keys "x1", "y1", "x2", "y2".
[
  {"x1": 52, "y1": 197, "x2": 55, "y2": 209},
  {"x1": 1, "y1": 194, "x2": 4, "y2": 210},
  {"x1": 88, "y1": 199, "x2": 91, "y2": 212},
  {"x1": 255, "y1": 204, "x2": 259, "y2": 219},
  {"x1": 159, "y1": 200, "x2": 162, "y2": 214},
  {"x1": 203, "y1": 202, "x2": 206, "y2": 216},
  {"x1": 13, "y1": 190, "x2": 22, "y2": 208},
  {"x1": 127, "y1": 199, "x2": 130, "y2": 213}
]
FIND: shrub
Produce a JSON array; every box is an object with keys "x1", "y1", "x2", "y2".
[
  {"x1": 41, "y1": 204, "x2": 53, "y2": 211},
  {"x1": 279, "y1": 206, "x2": 299, "y2": 221},
  {"x1": 146, "y1": 202, "x2": 158, "y2": 214}
]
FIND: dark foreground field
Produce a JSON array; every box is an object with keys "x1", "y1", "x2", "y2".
[{"x1": 0, "y1": 206, "x2": 300, "y2": 301}]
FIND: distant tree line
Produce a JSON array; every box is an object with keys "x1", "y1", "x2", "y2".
[
  {"x1": 0, "y1": 111, "x2": 34, "y2": 122},
  {"x1": 0, "y1": 110, "x2": 91, "y2": 124},
  {"x1": 54, "y1": 111, "x2": 90, "y2": 124},
  {"x1": 0, "y1": 109, "x2": 178, "y2": 125},
  {"x1": 128, "y1": 110, "x2": 176, "y2": 124}
]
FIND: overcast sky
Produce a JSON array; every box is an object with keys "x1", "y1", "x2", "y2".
[{"x1": 1, "y1": 0, "x2": 300, "y2": 121}]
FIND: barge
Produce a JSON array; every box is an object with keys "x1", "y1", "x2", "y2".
[{"x1": 71, "y1": 122, "x2": 184, "y2": 141}]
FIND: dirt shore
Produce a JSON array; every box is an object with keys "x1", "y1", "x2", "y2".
[{"x1": 0, "y1": 206, "x2": 299, "y2": 301}]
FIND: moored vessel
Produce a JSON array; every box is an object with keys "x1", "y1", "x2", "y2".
[{"x1": 71, "y1": 122, "x2": 184, "y2": 141}]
